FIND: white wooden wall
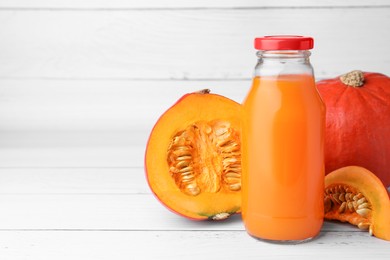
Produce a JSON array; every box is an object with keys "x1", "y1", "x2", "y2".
[{"x1": 1, "y1": 0, "x2": 390, "y2": 151}]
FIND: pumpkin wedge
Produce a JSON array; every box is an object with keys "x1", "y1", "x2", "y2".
[
  {"x1": 324, "y1": 166, "x2": 390, "y2": 241},
  {"x1": 145, "y1": 90, "x2": 242, "y2": 220}
]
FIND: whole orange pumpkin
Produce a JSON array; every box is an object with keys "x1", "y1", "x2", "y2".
[{"x1": 317, "y1": 71, "x2": 390, "y2": 188}]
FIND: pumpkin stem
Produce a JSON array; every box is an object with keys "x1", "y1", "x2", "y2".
[
  {"x1": 340, "y1": 70, "x2": 365, "y2": 87},
  {"x1": 195, "y1": 89, "x2": 211, "y2": 94}
]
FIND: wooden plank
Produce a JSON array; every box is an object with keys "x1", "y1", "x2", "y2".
[
  {"x1": 2, "y1": 167, "x2": 386, "y2": 198},
  {"x1": 0, "y1": 230, "x2": 388, "y2": 260},
  {"x1": 0, "y1": 168, "x2": 149, "y2": 194},
  {"x1": 0, "y1": 131, "x2": 148, "y2": 148},
  {"x1": 1, "y1": 0, "x2": 389, "y2": 9},
  {"x1": 0, "y1": 193, "x2": 245, "y2": 230},
  {"x1": 0, "y1": 145, "x2": 142, "y2": 167},
  {"x1": 0, "y1": 193, "x2": 363, "y2": 233},
  {"x1": 0, "y1": 193, "x2": 359, "y2": 232},
  {"x1": 0, "y1": 79, "x2": 248, "y2": 132},
  {"x1": 0, "y1": 167, "x2": 361, "y2": 232},
  {"x1": 0, "y1": 9, "x2": 389, "y2": 80}
]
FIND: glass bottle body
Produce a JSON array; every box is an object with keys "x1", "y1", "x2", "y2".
[{"x1": 242, "y1": 50, "x2": 325, "y2": 242}]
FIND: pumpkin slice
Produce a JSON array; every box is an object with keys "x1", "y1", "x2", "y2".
[
  {"x1": 145, "y1": 89, "x2": 242, "y2": 220},
  {"x1": 324, "y1": 166, "x2": 390, "y2": 241}
]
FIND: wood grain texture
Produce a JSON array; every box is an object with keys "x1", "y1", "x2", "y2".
[
  {"x1": 0, "y1": 193, "x2": 247, "y2": 230},
  {"x1": 0, "y1": 80, "x2": 249, "y2": 132},
  {"x1": 0, "y1": 167, "x2": 359, "y2": 232},
  {"x1": 0, "y1": 145, "x2": 141, "y2": 167},
  {"x1": 0, "y1": 168, "x2": 149, "y2": 194},
  {"x1": 0, "y1": 8, "x2": 389, "y2": 80},
  {"x1": 1, "y1": 0, "x2": 389, "y2": 9},
  {"x1": 0, "y1": 230, "x2": 389, "y2": 260}
]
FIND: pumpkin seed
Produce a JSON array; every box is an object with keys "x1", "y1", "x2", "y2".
[
  {"x1": 176, "y1": 160, "x2": 190, "y2": 169},
  {"x1": 356, "y1": 208, "x2": 372, "y2": 218},
  {"x1": 357, "y1": 221, "x2": 371, "y2": 230},
  {"x1": 228, "y1": 183, "x2": 241, "y2": 191},
  {"x1": 338, "y1": 202, "x2": 347, "y2": 213},
  {"x1": 339, "y1": 193, "x2": 346, "y2": 202},
  {"x1": 332, "y1": 194, "x2": 341, "y2": 204},
  {"x1": 178, "y1": 166, "x2": 193, "y2": 173},
  {"x1": 357, "y1": 197, "x2": 367, "y2": 205},
  {"x1": 347, "y1": 202, "x2": 354, "y2": 212},
  {"x1": 223, "y1": 157, "x2": 239, "y2": 164},
  {"x1": 176, "y1": 155, "x2": 192, "y2": 161},
  {"x1": 216, "y1": 138, "x2": 232, "y2": 147},
  {"x1": 212, "y1": 212, "x2": 231, "y2": 220},
  {"x1": 353, "y1": 201, "x2": 358, "y2": 210},
  {"x1": 215, "y1": 127, "x2": 228, "y2": 136},
  {"x1": 181, "y1": 174, "x2": 195, "y2": 181},
  {"x1": 225, "y1": 172, "x2": 241, "y2": 178},
  {"x1": 338, "y1": 185, "x2": 345, "y2": 193},
  {"x1": 358, "y1": 202, "x2": 371, "y2": 210},
  {"x1": 185, "y1": 184, "x2": 200, "y2": 196},
  {"x1": 353, "y1": 193, "x2": 364, "y2": 201}
]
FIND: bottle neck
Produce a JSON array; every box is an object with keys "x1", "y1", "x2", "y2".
[
  {"x1": 254, "y1": 50, "x2": 313, "y2": 77},
  {"x1": 257, "y1": 50, "x2": 311, "y2": 59}
]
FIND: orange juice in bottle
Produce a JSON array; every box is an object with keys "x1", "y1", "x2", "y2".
[{"x1": 242, "y1": 36, "x2": 325, "y2": 243}]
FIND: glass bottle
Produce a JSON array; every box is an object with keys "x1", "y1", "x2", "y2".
[{"x1": 241, "y1": 36, "x2": 325, "y2": 243}]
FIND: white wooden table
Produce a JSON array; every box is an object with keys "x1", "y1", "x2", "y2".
[{"x1": 0, "y1": 131, "x2": 389, "y2": 259}]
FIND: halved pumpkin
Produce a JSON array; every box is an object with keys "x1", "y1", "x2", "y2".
[
  {"x1": 145, "y1": 90, "x2": 242, "y2": 220},
  {"x1": 324, "y1": 166, "x2": 390, "y2": 241}
]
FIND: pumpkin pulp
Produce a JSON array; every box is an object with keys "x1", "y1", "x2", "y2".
[{"x1": 145, "y1": 90, "x2": 242, "y2": 220}]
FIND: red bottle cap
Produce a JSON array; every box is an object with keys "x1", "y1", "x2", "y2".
[{"x1": 254, "y1": 35, "x2": 314, "y2": 50}]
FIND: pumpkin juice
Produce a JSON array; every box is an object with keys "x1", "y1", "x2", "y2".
[
  {"x1": 242, "y1": 74, "x2": 325, "y2": 241},
  {"x1": 241, "y1": 35, "x2": 325, "y2": 242}
]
